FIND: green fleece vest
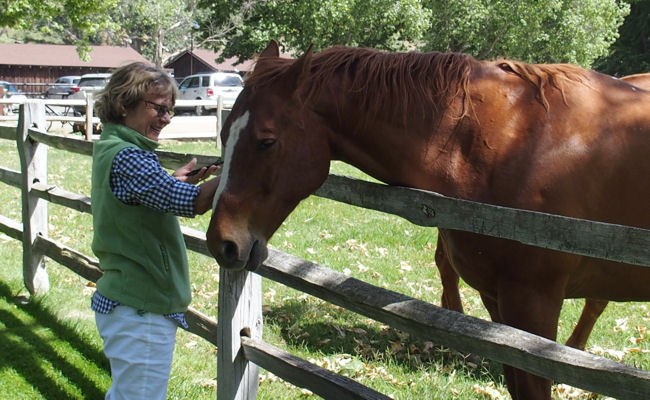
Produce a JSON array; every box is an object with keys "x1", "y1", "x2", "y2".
[{"x1": 91, "y1": 123, "x2": 191, "y2": 314}]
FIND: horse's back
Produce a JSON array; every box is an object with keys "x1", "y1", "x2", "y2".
[
  {"x1": 445, "y1": 63, "x2": 650, "y2": 300},
  {"x1": 467, "y1": 63, "x2": 650, "y2": 204},
  {"x1": 620, "y1": 72, "x2": 650, "y2": 89}
]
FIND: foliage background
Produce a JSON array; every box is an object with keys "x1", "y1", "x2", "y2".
[
  {"x1": 1, "y1": 0, "x2": 647, "y2": 74},
  {"x1": 201, "y1": 0, "x2": 631, "y2": 68},
  {"x1": 594, "y1": 0, "x2": 650, "y2": 76}
]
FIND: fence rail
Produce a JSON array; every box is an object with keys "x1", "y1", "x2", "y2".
[
  {"x1": 0, "y1": 95, "x2": 229, "y2": 140},
  {"x1": 315, "y1": 175, "x2": 650, "y2": 267},
  {"x1": 1, "y1": 101, "x2": 650, "y2": 399}
]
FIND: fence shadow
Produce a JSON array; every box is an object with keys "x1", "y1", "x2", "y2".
[
  {"x1": 0, "y1": 280, "x2": 109, "y2": 399},
  {"x1": 263, "y1": 298, "x2": 504, "y2": 384}
]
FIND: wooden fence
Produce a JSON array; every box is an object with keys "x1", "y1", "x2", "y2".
[
  {"x1": 0, "y1": 95, "x2": 229, "y2": 140},
  {"x1": 1, "y1": 101, "x2": 650, "y2": 399}
]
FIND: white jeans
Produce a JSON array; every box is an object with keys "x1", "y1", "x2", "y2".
[{"x1": 95, "y1": 305, "x2": 178, "y2": 400}]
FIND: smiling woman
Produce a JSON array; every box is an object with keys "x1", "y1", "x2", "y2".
[{"x1": 90, "y1": 61, "x2": 222, "y2": 400}]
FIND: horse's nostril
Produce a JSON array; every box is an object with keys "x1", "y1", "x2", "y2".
[{"x1": 220, "y1": 240, "x2": 239, "y2": 262}]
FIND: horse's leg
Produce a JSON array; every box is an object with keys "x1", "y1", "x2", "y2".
[
  {"x1": 565, "y1": 299, "x2": 608, "y2": 350},
  {"x1": 492, "y1": 281, "x2": 565, "y2": 400},
  {"x1": 480, "y1": 293, "x2": 519, "y2": 389},
  {"x1": 435, "y1": 237, "x2": 464, "y2": 313}
]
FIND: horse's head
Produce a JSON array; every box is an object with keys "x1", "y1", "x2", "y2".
[{"x1": 206, "y1": 40, "x2": 332, "y2": 271}]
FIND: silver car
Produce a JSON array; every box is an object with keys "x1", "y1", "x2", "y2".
[
  {"x1": 176, "y1": 72, "x2": 243, "y2": 115},
  {"x1": 44, "y1": 75, "x2": 81, "y2": 98},
  {"x1": 68, "y1": 73, "x2": 111, "y2": 114}
]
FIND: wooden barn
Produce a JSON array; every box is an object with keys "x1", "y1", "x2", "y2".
[
  {"x1": 163, "y1": 49, "x2": 255, "y2": 82},
  {"x1": 0, "y1": 43, "x2": 150, "y2": 96}
]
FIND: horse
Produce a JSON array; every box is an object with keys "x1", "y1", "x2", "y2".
[
  {"x1": 439, "y1": 70, "x2": 650, "y2": 353},
  {"x1": 438, "y1": 71, "x2": 650, "y2": 353},
  {"x1": 206, "y1": 40, "x2": 650, "y2": 399},
  {"x1": 425, "y1": 72, "x2": 650, "y2": 351},
  {"x1": 620, "y1": 72, "x2": 650, "y2": 88}
]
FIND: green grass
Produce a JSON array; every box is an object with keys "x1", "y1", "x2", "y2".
[{"x1": 0, "y1": 136, "x2": 649, "y2": 399}]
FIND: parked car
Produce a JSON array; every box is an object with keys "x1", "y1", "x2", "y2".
[
  {"x1": 68, "y1": 73, "x2": 111, "y2": 114},
  {"x1": 0, "y1": 80, "x2": 28, "y2": 113},
  {"x1": 176, "y1": 72, "x2": 244, "y2": 115},
  {"x1": 44, "y1": 75, "x2": 81, "y2": 98}
]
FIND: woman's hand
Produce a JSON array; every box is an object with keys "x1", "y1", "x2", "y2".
[{"x1": 174, "y1": 157, "x2": 221, "y2": 185}]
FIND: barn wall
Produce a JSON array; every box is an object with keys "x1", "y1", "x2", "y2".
[
  {"x1": 166, "y1": 53, "x2": 215, "y2": 83},
  {"x1": 0, "y1": 65, "x2": 111, "y2": 96}
]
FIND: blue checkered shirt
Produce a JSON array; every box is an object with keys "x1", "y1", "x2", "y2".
[
  {"x1": 91, "y1": 147, "x2": 199, "y2": 329},
  {"x1": 110, "y1": 147, "x2": 199, "y2": 217}
]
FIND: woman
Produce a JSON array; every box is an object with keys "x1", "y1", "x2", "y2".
[{"x1": 90, "y1": 62, "x2": 220, "y2": 399}]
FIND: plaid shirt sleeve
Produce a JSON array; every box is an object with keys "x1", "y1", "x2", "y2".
[{"x1": 110, "y1": 147, "x2": 200, "y2": 217}]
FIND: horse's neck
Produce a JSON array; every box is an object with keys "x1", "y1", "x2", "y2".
[
  {"x1": 327, "y1": 110, "x2": 476, "y2": 194},
  {"x1": 315, "y1": 65, "x2": 491, "y2": 195}
]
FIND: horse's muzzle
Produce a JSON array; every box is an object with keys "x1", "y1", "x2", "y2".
[{"x1": 208, "y1": 234, "x2": 268, "y2": 272}]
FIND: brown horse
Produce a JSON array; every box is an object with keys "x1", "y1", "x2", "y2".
[
  {"x1": 620, "y1": 72, "x2": 650, "y2": 88},
  {"x1": 206, "y1": 41, "x2": 650, "y2": 399},
  {"x1": 434, "y1": 235, "x2": 608, "y2": 350},
  {"x1": 435, "y1": 71, "x2": 650, "y2": 352}
]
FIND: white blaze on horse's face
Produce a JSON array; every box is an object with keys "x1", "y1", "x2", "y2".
[{"x1": 212, "y1": 111, "x2": 250, "y2": 211}]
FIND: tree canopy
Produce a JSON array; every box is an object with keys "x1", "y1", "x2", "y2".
[
  {"x1": 595, "y1": 0, "x2": 649, "y2": 76},
  {"x1": 195, "y1": 0, "x2": 431, "y2": 62},
  {"x1": 198, "y1": 0, "x2": 629, "y2": 68},
  {"x1": 421, "y1": 0, "x2": 629, "y2": 66},
  {"x1": 1, "y1": 0, "x2": 643, "y2": 74},
  {"x1": 0, "y1": 0, "x2": 118, "y2": 60},
  {"x1": 108, "y1": 0, "x2": 198, "y2": 67}
]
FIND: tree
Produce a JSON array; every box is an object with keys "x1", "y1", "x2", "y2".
[
  {"x1": 0, "y1": 0, "x2": 118, "y2": 60},
  {"x1": 594, "y1": 0, "x2": 649, "y2": 75},
  {"x1": 196, "y1": 0, "x2": 431, "y2": 62},
  {"x1": 1, "y1": 0, "x2": 205, "y2": 66},
  {"x1": 108, "y1": 0, "x2": 199, "y2": 67},
  {"x1": 1, "y1": 0, "x2": 632, "y2": 70},
  {"x1": 199, "y1": 0, "x2": 628, "y2": 69},
  {"x1": 422, "y1": 0, "x2": 629, "y2": 67}
]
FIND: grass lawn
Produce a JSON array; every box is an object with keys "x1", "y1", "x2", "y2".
[{"x1": 0, "y1": 134, "x2": 648, "y2": 399}]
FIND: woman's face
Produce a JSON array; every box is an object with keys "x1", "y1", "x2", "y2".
[{"x1": 123, "y1": 89, "x2": 174, "y2": 141}]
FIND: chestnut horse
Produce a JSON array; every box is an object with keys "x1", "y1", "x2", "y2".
[
  {"x1": 436, "y1": 69, "x2": 650, "y2": 352},
  {"x1": 620, "y1": 72, "x2": 650, "y2": 88},
  {"x1": 207, "y1": 41, "x2": 650, "y2": 399}
]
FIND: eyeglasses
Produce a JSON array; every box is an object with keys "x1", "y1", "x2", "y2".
[{"x1": 144, "y1": 100, "x2": 175, "y2": 118}]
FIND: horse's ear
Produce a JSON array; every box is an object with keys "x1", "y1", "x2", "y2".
[
  {"x1": 285, "y1": 44, "x2": 313, "y2": 94},
  {"x1": 259, "y1": 40, "x2": 280, "y2": 58}
]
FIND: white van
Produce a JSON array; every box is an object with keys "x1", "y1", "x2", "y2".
[{"x1": 176, "y1": 72, "x2": 243, "y2": 115}]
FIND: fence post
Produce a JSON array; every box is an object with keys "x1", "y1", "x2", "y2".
[
  {"x1": 16, "y1": 100, "x2": 50, "y2": 295},
  {"x1": 217, "y1": 270, "x2": 262, "y2": 399},
  {"x1": 85, "y1": 92, "x2": 94, "y2": 140},
  {"x1": 216, "y1": 96, "x2": 223, "y2": 151}
]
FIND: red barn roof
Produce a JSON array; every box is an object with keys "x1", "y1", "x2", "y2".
[{"x1": 0, "y1": 43, "x2": 150, "y2": 68}]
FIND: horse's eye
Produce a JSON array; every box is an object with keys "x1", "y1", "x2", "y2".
[{"x1": 257, "y1": 138, "x2": 276, "y2": 151}]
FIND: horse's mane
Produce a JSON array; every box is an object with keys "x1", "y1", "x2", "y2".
[
  {"x1": 247, "y1": 46, "x2": 589, "y2": 123},
  {"x1": 248, "y1": 46, "x2": 476, "y2": 124},
  {"x1": 495, "y1": 60, "x2": 588, "y2": 110}
]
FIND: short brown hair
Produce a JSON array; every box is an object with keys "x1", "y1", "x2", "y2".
[{"x1": 95, "y1": 62, "x2": 178, "y2": 123}]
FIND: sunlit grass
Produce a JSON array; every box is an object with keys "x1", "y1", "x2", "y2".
[{"x1": 0, "y1": 137, "x2": 648, "y2": 399}]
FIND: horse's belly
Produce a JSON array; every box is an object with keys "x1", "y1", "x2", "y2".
[
  {"x1": 439, "y1": 230, "x2": 508, "y2": 298},
  {"x1": 566, "y1": 259, "x2": 650, "y2": 301},
  {"x1": 442, "y1": 229, "x2": 650, "y2": 303}
]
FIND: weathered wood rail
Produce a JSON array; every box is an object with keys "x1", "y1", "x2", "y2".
[
  {"x1": 1, "y1": 101, "x2": 650, "y2": 399},
  {"x1": 0, "y1": 96, "x2": 229, "y2": 140}
]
